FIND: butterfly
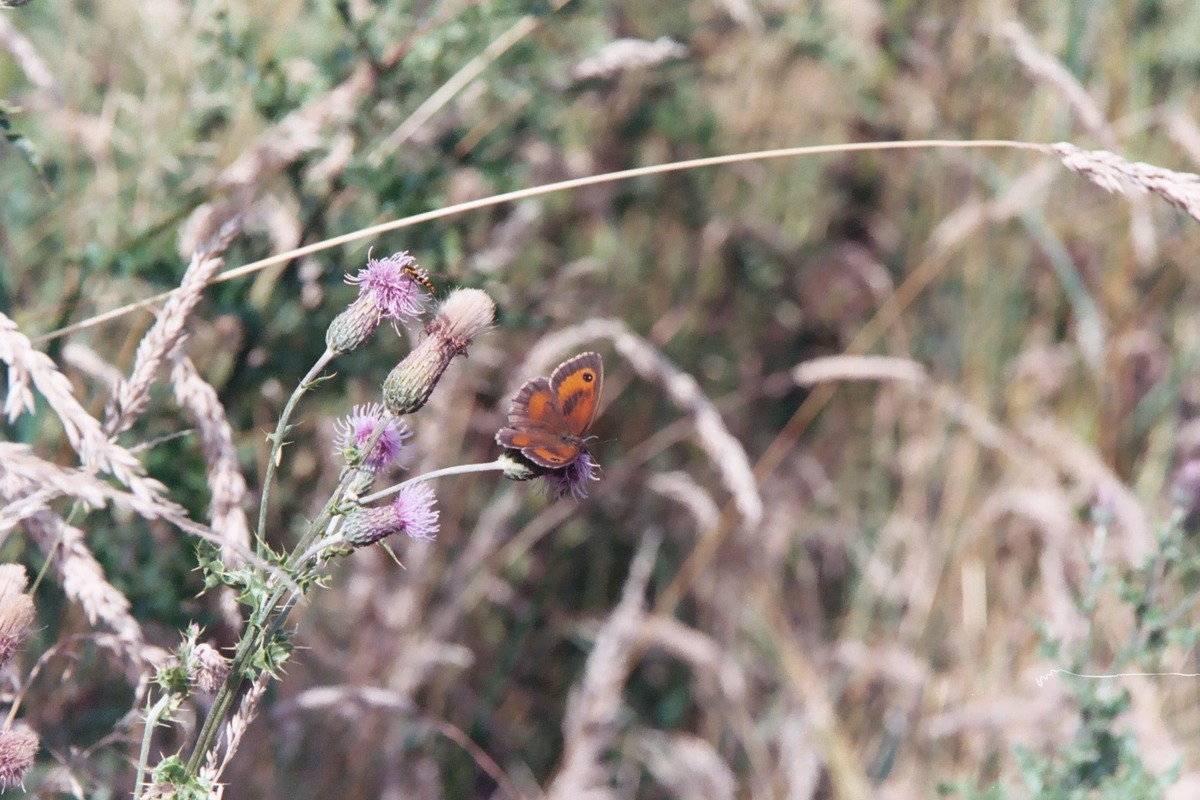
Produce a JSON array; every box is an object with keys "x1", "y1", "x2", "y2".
[{"x1": 496, "y1": 352, "x2": 604, "y2": 468}]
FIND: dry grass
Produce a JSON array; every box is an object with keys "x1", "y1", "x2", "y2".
[{"x1": 4, "y1": 2, "x2": 1200, "y2": 799}]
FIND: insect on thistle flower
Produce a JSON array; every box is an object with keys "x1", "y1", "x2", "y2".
[{"x1": 326, "y1": 251, "x2": 433, "y2": 354}]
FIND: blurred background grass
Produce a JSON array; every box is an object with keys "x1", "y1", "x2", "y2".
[{"x1": 5, "y1": 0, "x2": 1200, "y2": 797}]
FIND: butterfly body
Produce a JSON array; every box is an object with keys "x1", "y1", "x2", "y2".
[{"x1": 496, "y1": 352, "x2": 603, "y2": 468}]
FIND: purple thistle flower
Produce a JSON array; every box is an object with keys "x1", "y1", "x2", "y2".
[
  {"x1": 333, "y1": 404, "x2": 411, "y2": 471},
  {"x1": 346, "y1": 251, "x2": 429, "y2": 321},
  {"x1": 326, "y1": 251, "x2": 431, "y2": 353},
  {"x1": 342, "y1": 482, "x2": 440, "y2": 547},
  {"x1": 392, "y1": 482, "x2": 440, "y2": 541},
  {"x1": 540, "y1": 452, "x2": 601, "y2": 501}
]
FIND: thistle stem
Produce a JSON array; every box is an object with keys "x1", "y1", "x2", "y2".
[
  {"x1": 256, "y1": 349, "x2": 336, "y2": 552},
  {"x1": 134, "y1": 692, "x2": 175, "y2": 798},
  {"x1": 359, "y1": 460, "x2": 509, "y2": 505}
]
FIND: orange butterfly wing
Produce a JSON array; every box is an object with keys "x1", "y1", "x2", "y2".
[
  {"x1": 496, "y1": 378, "x2": 579, "y2": 467},
  {"x1": 549, "y1": 352, "x2": 603, "y2": 437},
  {"x1": 496, "y1": 353, "x2": 604, "y2": 469}
]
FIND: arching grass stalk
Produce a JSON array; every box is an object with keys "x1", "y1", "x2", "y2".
[{"x1": 36, "y1": 140, "x2": 1044, "y2": 346}]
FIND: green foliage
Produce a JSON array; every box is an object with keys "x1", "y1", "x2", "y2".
[
  {"x1": 950, "y1": 509, "x2": 1200, "y2": 798},
  {"x1": 0, "y1": 103, "x2": 47, "y2": 188},
  {"x1": 1013, "y1": 686, "x2": 1158, "y2": 797},
  {"x1": 150, "y1": 756, "x2": 217, "y2": 800}
]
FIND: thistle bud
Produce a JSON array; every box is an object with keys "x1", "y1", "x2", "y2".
[{"x1": 382, "y1": 288, "x2": 495, "y2": 415}]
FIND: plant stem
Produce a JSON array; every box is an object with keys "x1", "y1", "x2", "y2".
[
  {"x1": 256, "y1": 349, "x2": 335, "y2": 553},
  {"x1": 134, "y1": 692, "x2": 175, "y2": 798},
  {"x1": 186, "y1": 476, "x2": 353, "y2": 773},
  {"x1": 359, "y1": 460, "x2": 508, "y2": 505}
]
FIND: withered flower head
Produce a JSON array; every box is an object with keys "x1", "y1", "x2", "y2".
[
  {"x1": 0, "y1": 593, "x2": 34, "y2": 670},
  {"x1": 0, "y1": 726, "x2": 38, "y2": 791},
  {"x1": 191, "y1": 642, "x2": 230, "y2": 694},
  {"x1": 0, "y1": 565, "x2": 27, "y2": 598},
  {"x1": 382, "y1": 288, "x2": 495, "y2": 415}
]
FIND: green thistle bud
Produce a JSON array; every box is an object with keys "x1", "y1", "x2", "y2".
[
  {"x1": 383, "y1": 335, "x2": 454, "y2": 416},
  {"x1": 325, "y1": 296, "x2": 382, "y2": 355}
]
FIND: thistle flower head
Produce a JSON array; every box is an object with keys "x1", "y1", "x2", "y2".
[
  {"x1": 499, "y1": 450, "x2": 602, "y2": 500},
  {"x1": 326, "y1": 251, "x2": 430, "y2": 353},
  {"x1": 539, "y1": 452, "x2": 601, "y2": 501},
  {"x1": 0, "y1": 726, "x2": 38, "y2": 791},
  {"x1": 0, "y1": 565, "x2": 28, "y2": 598},
  {"x1": 348, "y1": 251, "x2": 429, "y2": 320},
  {"x1": 383, "y1": 288, "x2": 496, "y2": 415},
  {"x1": 342, "y1": 482, "x2": 441, "y2": 547},
  {"x1": 333, "y1": 403, "x2": 411, "y2": 471}
]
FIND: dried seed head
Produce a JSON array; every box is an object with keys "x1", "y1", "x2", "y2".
[
  {"x1": 342, "y1": 483, "x2": 440, "y2": 547},
  {"x1": 0, "y1": 594, "x2": 34, "y2": 669},
  {"x1": 0, "y1": 565, "x2": 27, "y2": 598},
  {"x1": 0, "y1": 726, "x2": 38, "y2": 791},
  {"x1": 382, "y1": 288, "x2": 495, "y2": 415},
  {"x1": 425, "y1": 288, "x2": 495, "y2": 352},
  {"x1": 191, "y1": 642, "x2": 230, "y2": 693}
]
